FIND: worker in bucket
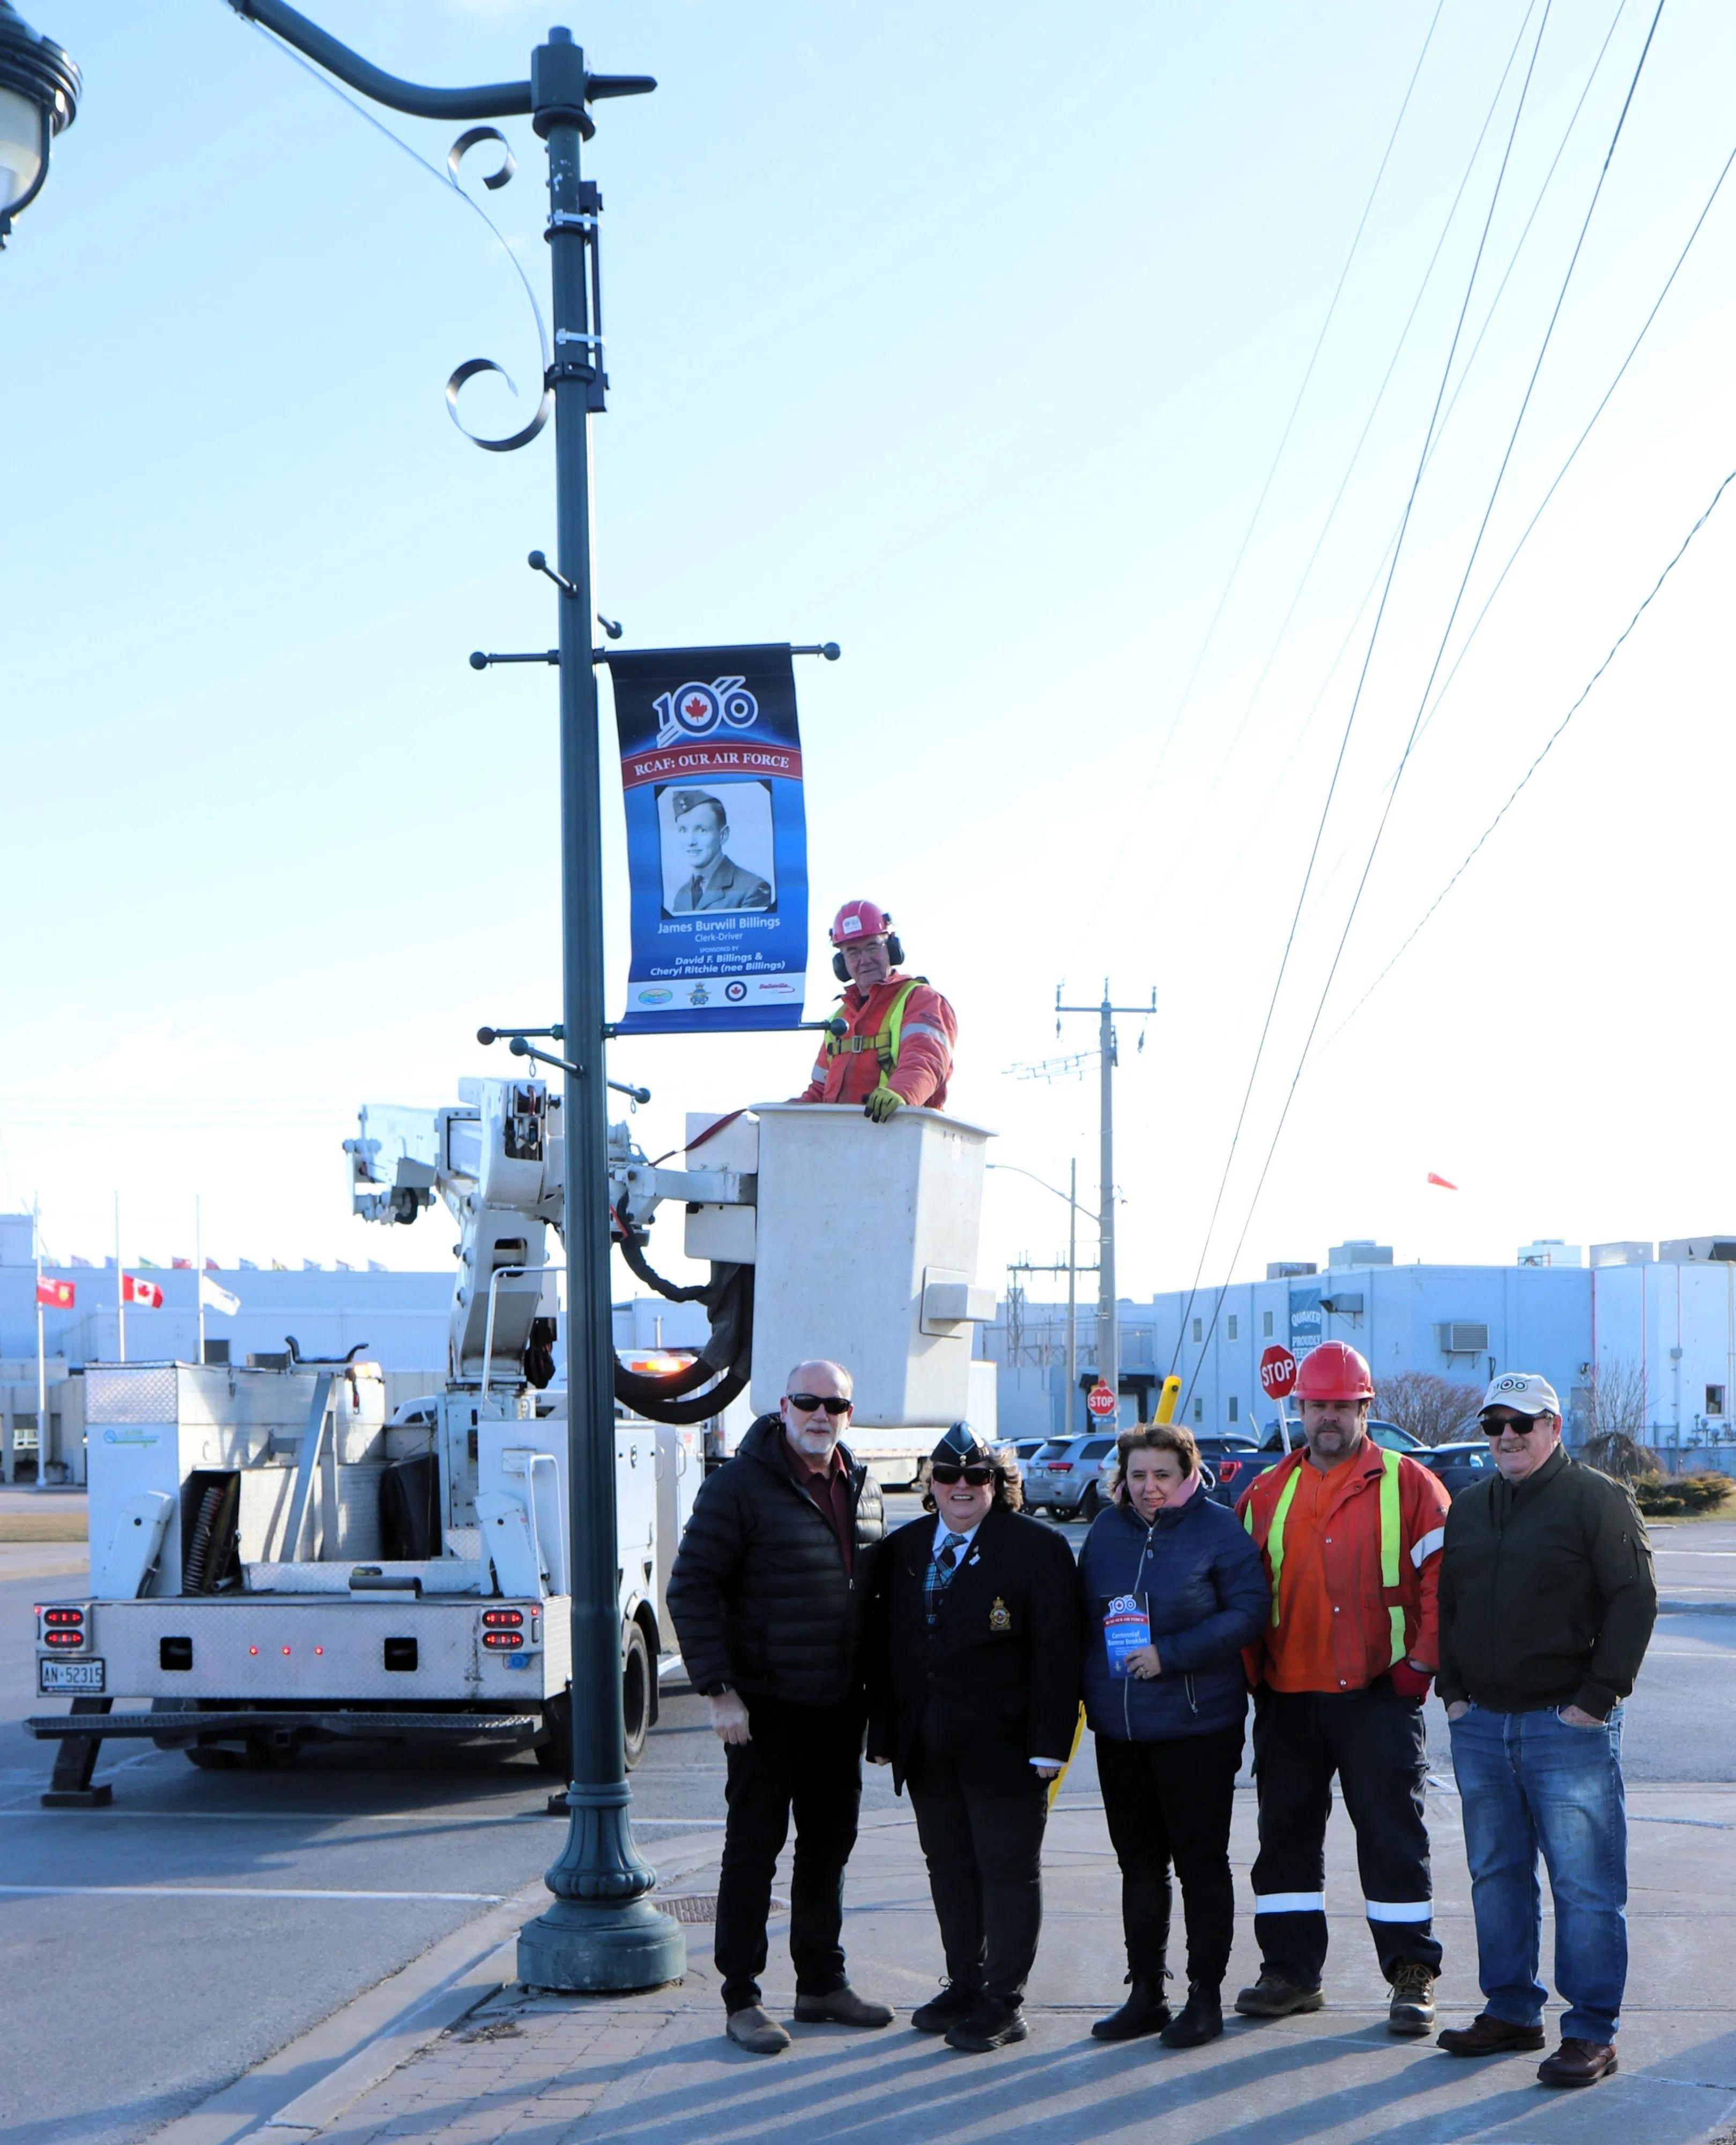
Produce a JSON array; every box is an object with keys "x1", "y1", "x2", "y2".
[
  {"x1": 1233, "y1": 1340, "x2": 1451, "y2": 2038},
  {"x1": 793, "y1": 899, "x2": 957, "y2": 1122}
]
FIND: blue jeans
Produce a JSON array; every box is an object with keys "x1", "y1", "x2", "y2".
[{"x1": 1448, "y1": 1702, "x2": 1628, "y2": 2044}]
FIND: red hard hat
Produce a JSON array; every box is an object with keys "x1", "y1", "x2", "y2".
[
  {"x1": 1292, "y1": 1340, "x2": 1374, "y2": 1403},
  {"x1": 830, "y1": 898, "x2": 892, "y2": 946}
]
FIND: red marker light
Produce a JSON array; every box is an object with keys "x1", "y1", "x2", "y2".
[
  {"x1": 314, "y1": 1645, "x2": 324, "y2": 1655},
  {"x1": 249, "y1": 1645, "x2": 258, "y2": 1655},
  {"x1": 283, "y1": 1645, "x2": 292, "y2": 1655}
]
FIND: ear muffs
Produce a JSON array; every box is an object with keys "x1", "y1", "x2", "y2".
[{"x1": 831, "y1": 927, "x2": 903, "y2": 982}]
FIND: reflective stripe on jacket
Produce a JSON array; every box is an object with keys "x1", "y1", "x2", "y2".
[
  {"x1": 1235, "y1": 1442, "x2": 1449, "y2": 1693},
  {"x1": 795, "y1": 973, "x2": 956, "y2": 1107}
]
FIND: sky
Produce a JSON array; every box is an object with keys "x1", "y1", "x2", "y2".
[{"x1": 5, "y1": 0, "x2": 1736, "y2": 1308}]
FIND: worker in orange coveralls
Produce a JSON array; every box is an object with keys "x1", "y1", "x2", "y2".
[{"x1": 793, "y1": 900, "x2": 956, "y2": 1123}]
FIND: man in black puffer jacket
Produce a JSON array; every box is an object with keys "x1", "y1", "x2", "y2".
[{"x1": 667, "y1": 1358, "x2": 889, "y2": 2054}]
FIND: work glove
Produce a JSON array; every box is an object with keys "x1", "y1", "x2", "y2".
[
  {"x1": 863, "y1": 1087, "x2": 903, "y2": 1123},
  {"x1": 1390, "y1": 1659, "x2": 1434, "y2": 1704}
]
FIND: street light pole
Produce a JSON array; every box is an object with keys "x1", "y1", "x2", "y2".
[{"x1": 217, "y1": 0, "x2": 681, "y2": 1994}]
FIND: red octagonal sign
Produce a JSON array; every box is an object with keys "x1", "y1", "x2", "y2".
[
  {"x1": 1086, "y1": 1380, "x2": 1117, "y2": 1419},
  {"x1": 1259, "y1": 1345, "x2": 1298, "y2": 1400}
]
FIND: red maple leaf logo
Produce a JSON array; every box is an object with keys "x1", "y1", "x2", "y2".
[{"x1": 684, "y1": 696, "x2": 708, "y2": 721}]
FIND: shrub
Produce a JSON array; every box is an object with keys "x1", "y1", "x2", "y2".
[{"x1": 1634, "y1": 1472, "x2": 1732, "y2": 1518}]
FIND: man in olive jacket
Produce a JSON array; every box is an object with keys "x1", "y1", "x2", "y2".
[
  {"x1": 1435, "y1": 1372, "x2": 1657, "y2": 2091},
  {"x1": 667, "y1": 1359, "x2": 888, "y2": 2054}
]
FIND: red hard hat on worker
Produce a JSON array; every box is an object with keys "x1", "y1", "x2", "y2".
[
  {"x1": 830, "y1": 898, "x2": 892, "y2": 945},
  {"x1": 1292, "y1": 1340, "x2": 1374, "y2": 1403}
]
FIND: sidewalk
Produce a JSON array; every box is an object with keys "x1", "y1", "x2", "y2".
[{"x1": 260, "y1": 1780, "x2": 1736, "y2": 2145}]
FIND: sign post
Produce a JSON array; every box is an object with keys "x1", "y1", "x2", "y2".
[{"x1": 1259, "y1": 1344, "x2": 1298, "y2": 1453}]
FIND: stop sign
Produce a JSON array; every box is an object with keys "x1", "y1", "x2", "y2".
[
  {"x1": 1259, "y1": 1345, "x2": 1298, "y2": 1400},
  {"x1": 1086, "y1": 1380, "x2": 1117, "y2": 1420}
]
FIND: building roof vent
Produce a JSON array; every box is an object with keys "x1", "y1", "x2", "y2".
[{"x1": 1329, "y1": 1240, "x2": 1392, "y2": 1267}]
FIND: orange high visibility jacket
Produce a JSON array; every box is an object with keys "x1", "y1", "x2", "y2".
[
  {"x1": 1235, "y1": 1443, "x2": 1449, "y2": 1693},
  {"x1": 793, "y1": 973, "x2": 956, "y2": 1108}
]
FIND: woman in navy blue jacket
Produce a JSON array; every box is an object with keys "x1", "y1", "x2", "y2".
[{"x1": 1078, "y1": 1420, "x2": 1270, "y2": 2048}]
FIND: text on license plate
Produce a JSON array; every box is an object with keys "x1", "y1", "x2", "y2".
[{"x1": 40, "y1": 1658, "x2": 105, "y2": 1693}]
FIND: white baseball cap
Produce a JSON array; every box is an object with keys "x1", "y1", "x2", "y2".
[{"x1": 1479, "y1": 1371, "x2": 1560, "y2": 1418}]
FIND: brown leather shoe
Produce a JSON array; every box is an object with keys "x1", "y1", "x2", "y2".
[
  {"x1": 1538, "y1": 2037, "x2": 1618, "y2": 2087},
  {"x1": 1437, "y1": 2011, "x2": 1546, "y2": 2057}
]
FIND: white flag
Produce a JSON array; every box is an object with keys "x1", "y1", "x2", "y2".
[{"x1": 199, "y1": 1273, "x2": 241, "y2": 1317}]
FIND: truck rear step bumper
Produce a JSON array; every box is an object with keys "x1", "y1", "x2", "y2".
[{"x1": 26, "y1": 1709, "x2": 541, "y2": 1744}]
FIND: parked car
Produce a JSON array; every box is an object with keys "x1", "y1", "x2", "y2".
[
  {"x1": 1412, "y1": 1439, "x2": 1496, "y2": 1499},
  {"x1": 1025, "y1": 1433, "x2": 1121, "y2": 1518}
]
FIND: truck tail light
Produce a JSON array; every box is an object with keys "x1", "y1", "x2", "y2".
[
  {"x1": 482, "y1": 1609, "x2": 525, "y2": 1629},
  {"x1": 483, "y1": 1632, "x2": 524, "y2": 1650},
  {"x1": 44, "y1": 1629, "x2": 85, "y2": 1648},
  {"x1": 42, "y1": 1607, "x2": 84, "y2": 1627},
  {"x1": 1217, "y1": 1460, "x2": 1242, "y2": 1481}
]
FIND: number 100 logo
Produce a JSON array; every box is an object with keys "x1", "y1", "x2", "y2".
[{"x1": 654, "y1": 676, "x2": 759, "y2": 748}]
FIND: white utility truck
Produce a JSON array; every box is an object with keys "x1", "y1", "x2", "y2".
[{"x1": 30, "y1": 1087, "x2": 996, "y2": 1803}]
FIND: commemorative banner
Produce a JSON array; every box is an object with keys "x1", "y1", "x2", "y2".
[{"x1": 607, "y1": 644, "x2": 808, "y2": 1033}]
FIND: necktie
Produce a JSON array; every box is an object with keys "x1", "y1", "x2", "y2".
[
  {"x1": 688, "y1": 875, "x2": 704, "y2": 907},
  {"x1": 926, "y1": 1531, "x2": 969, "y2": 1627}
]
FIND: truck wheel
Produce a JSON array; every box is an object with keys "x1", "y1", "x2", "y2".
[
  {"x1": 622, "y1": 1623, "x2": 651, "y2": 1770},
  {"x1": 186, "y1": 1745, "x2": 241, "y2": 1770},
  {"x1": 535, "y1": 1689, "x2": 572, "y2": 1778}
]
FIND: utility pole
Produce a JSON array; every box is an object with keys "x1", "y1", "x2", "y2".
[
  {"x1": 1056, "y1": 984, "x2": 1154, "y2": 1427},
  {"x1": 1067, "y1": 1159, "x2": 1078, "y2": 1434}
]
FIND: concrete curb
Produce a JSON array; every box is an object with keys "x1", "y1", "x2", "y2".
[{"x1": 142, "y1": 1829, "x2": 732, "y2": 2145}]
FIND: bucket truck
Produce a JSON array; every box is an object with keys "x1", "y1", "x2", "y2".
[{"x1": 28, "y1": 1080, "x2": 996, "y2": 1802}]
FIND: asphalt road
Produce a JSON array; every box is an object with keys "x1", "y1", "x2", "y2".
[{"x1": 4, "y1": 1502, "x2": 1734, "y2": 2145}]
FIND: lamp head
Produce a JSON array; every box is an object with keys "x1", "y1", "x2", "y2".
[{"x1": 0, "y1": 2, "x2": 79, "y2": 245}]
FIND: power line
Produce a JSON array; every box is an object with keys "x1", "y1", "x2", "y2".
[
  {"x1": 1164, "y1": 0, "x2": 1555, "y2": 1384},
  {"x1": 1178, "y1": 0, "x2": 1669, "y2": 1409},
  {"x1": 1139, "y1": 0, "x2": 1563, "y2": 915},
  {"x1": 1320, "y1": 460, "x2": 1736, "y2": 1053},
  {"x1": 1080, "y1": 2, "x2": 1446, "y2": 926}
]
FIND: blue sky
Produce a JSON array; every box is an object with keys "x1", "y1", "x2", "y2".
[{"x1": 6, "y1": 1, "x2": 1736, "y2": 1303}]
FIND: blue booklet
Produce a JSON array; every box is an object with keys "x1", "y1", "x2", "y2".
[{"x1": 1103, "y1": 1593, "x2": 1152, "y2": 1678}]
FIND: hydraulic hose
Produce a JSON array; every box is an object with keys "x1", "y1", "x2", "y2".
[{"x1": 612, "y1": 1362, "x2": 748, "y2": 1425}]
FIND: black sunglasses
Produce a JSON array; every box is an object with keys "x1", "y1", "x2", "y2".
[
  {"x1": 786, "y1": 1392, "x2": 851, "y2": 1416},
  {"x1": 1481, "y1": 1412, "x2": 1548, "y2": 1436},
  {"x1": 931, "y1": 1462, "x2": 993, "y2": 1486}
]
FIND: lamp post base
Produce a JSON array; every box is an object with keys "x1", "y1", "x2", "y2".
[{"x1": 518, "y1": 1895, "x2": 687, "y2": 1993}]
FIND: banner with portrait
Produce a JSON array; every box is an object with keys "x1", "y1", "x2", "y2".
[{"x1": 607, "y1": 644, "x2": 808, "y2": 1032}]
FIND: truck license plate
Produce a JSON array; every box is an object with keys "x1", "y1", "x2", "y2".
[{"x1": 39, "y1": 1658, "x2": 105, "y2": 1694}]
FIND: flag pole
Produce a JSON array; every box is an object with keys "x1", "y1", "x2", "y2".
[
  {"x1": 34, "y1": 1195, "x2": 48, "y2": 1493},
  {"x1": 115, "y1": 1192, "x2": 125, "y2": 1365},
  {"x1": 195, "y1": 1195, "x2": 205, "y2": 1367}
]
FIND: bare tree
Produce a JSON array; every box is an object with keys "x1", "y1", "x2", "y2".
[
  {"x1": 1373, "y1": 1371, "x2": 1483, "y2": 1447},
  {"x1": 1579, "y1": 1358, "x2": 1652, "y2": 1480}
]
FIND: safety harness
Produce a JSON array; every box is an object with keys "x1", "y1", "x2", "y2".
[
  {"x1": 1247, "y1": 1447, "x2": 1407, "y2": 1667},
  {"x1": 826, "y1": 976, "x2": 926, "y2": 1092}
]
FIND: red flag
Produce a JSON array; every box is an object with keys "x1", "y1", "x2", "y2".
[
  {"x1": 36, "y1": 1278, "x2": 75, "y2": 1309},
  {"x1": 172, "y1": 1258, "x2": 191, "y2": 1270},
  {"x1": 122, "y1": 1272, "x2": 164, "y2": 1308},
  {"x1": 1427, "y1": 1172, "x2": 1458, "y2": 1190}
]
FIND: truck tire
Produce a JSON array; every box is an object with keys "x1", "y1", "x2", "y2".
[
  {"x1": 536, "y1": 1629, "x2": 652, "y2": 1777},
  {"x1": 621, "y1": 1622, "x2": 651, "y2": 1770},
  {"x1": 186, "y1": 1745, "x2": 241, "y2": 1770}
]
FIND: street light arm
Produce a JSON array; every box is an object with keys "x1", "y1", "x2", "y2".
[
  {"x1": 225, "y1": 0, "x2": 533, "y2": 119},
  {"x1": 986, "y1": 1162, "x2": 1099, "y2": 1224}
]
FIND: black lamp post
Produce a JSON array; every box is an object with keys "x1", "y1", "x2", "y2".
[
  {"x1": 0, "y1": 1, "x2": 78, "y2": 248},
  {"x1": 216, "y1": 0, "x2": 681, "y2": 1992}
]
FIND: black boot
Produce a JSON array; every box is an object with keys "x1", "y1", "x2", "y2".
[
  {"x1": 1091, "y1": 1975, "x2": 1171, "y2": 2043},
  {"x1": 1160, "y1": 1983, "x2": 1223, "y2": 2048}
]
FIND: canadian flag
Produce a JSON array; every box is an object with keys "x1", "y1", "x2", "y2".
[
  {"x1": 36, "y1": 1278, "x2": 75, "y2": 1309},
  {"x1": 122, "y1": 1272, "x2": 165, "y2": 1308}
]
